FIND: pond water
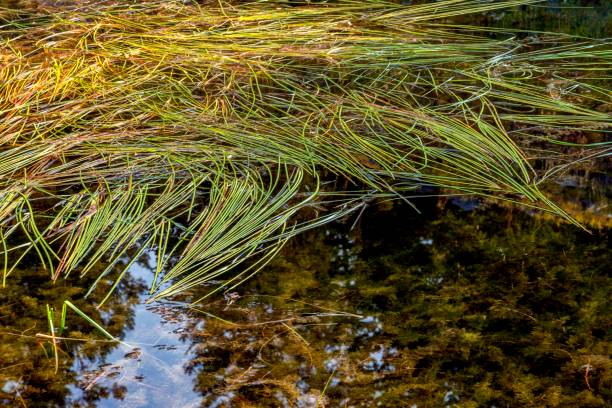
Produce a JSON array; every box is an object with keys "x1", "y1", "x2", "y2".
[
  {"x1": 1, "y1": 178, "x2": 610, "y2": 407},
  {"x1": 0, "y1": 1, "x2": 611, "y2": 407}
]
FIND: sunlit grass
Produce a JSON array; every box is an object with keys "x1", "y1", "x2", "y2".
[{"x1": 0, "y1": 0, "x2": 610, "y2": 303}]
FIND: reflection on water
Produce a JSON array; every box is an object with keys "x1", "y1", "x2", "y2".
[
  {"x1": 68, "y1": 260, "x2": 202, "y2": 408},
  {"x1": 0, "y1": 257, "x2": 145, "y2": 406},
  {"x1": 1, "y1": 193, "x2": 610, "y2": 407}
]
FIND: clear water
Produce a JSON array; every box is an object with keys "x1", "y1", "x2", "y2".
[{"x1": 1, "y1": 180, "x2": 610, "y2": 406}]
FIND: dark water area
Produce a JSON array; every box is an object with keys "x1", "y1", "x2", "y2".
[
  {"x1": 457, "y1": 0, "x2": 611, "y2": 38},
  {"x1": 1, "y1": 192, "x2": 610, "y2": 407},
  {"x1": 0, "y1": 1, "x2": 611, "y2": 407}
]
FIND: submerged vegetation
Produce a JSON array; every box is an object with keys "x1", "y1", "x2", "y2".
[{"x1": 0, "y1": 0, "x2": 610, "y2": 302}]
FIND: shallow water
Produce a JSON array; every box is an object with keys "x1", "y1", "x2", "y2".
[{"x1": 1, "y1": 185, "x2": 610, "y2": 406}]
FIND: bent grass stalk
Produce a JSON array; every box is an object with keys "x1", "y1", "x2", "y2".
[
  {"x1": 63, "y1": 300, "x2": 122, "y2": 343},
  {"x1": 45, "y1": 304, "x2": 59, "y2": 373}
]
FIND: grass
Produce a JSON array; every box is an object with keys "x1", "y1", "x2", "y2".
[{"x1": 0, "y1": 0, "x2": 610, "y2": 304}]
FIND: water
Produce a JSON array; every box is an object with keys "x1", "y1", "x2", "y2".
[{"x1": 1, "y1": 185, "x2": 610, "y2": 406}]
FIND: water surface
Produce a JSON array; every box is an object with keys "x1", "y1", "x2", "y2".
[{"x1": 1, "y1": 189, "x2": 610, "y2": 407}]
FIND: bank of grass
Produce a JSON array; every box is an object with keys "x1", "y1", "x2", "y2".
[{"x1": 0, "y1": 0, "x2": 610, "y2": 302}]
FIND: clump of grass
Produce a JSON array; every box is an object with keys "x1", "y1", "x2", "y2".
[{"x1": 0, "y1": 0, "x2": 610, "y2": 302}]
